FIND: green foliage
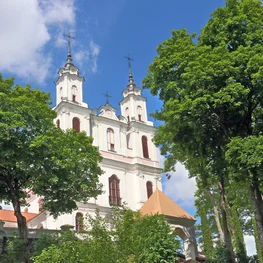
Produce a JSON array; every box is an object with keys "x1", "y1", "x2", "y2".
[
  {"x1": 252, "y1": 217, "x2": 263, "y2": 263},
  {"x1": 0, "y1": 237, "x2": 24, "y2": 263},
  {"x1": 32, "y1": 209, "x2": 180, "y2": 263},
  {"x1": 0, "y1": 74, "x2": 103, "y2": 262},
  {"x1": 207, "y1": 244, "x2": 232, "y2": 263},
  {"x1": 143, "y1": 0, "x2": 263, "y2": 259},
  {"x1": 195, "y1": 194, "x2": 215, "y2": 259},
  {"x1": 226, "y1": 136, "x2": 263, "y2": 182},
  {"x1": 230, "y1": 205, "x2": 248, "y2": 263},
  {"x1": 0, "y1": 74, "x2": 103, "y2": 215},
  {"x1": 33, "y1": 233, "x2": 59, "y2": 257},
  {"x1": 114, "y1": 209, "x2": 179, "y2": 263}
]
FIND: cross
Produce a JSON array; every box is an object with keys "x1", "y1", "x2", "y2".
[
  {"x1": 124, "y1": 54, "x2": 134, "y2": 72},
  {"x1": 103, "y1": 91, "x2": 111, "y2": 104},
  {"x1": 63, "y1": 32, "x2": 75, "y2": 48}
]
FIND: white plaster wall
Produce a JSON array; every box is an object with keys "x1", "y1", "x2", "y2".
[
  {"x1": 54, "y1": 110, "x2": 90, "y2": 136},
  {"x1": 56, "y1": 71, "x2": 84, "y2": 106},
  {"x1": 47, "y1": 67, "x2": 164, "y2": 231},
  {"x1": 26, "y1": 197, "x2": 40, "y2": 213},
  {"x1": 95, "y1": 164, "x2": 162, "y2": 211},
  {"x1": 132, "y1": 129, "x2": 157, "y2": 161},
  {"x1": 120, "y1": 96, "x2": 148, "y2": 123}
]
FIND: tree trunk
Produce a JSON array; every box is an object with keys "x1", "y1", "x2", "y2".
[
  {"x1": 248, "y1": 183, "x2": 263, "y2": 260},
  {"x1": 207, "y1": 190, "x2": 225, "y2": 244},
  {"x1": 252, "y1": 217, "x2": 263, "y2": 263},
  {"x1": 199, "y1": 204, "x2": 214, "y2": 259},
  {"x1": 230, "y1": 205, "x2": 248, "y2": 263},
  {"x1": 11, "y1": 195, "x2": 30, "y2": 263},
  {"x1": 218, "y1": 179, "x2": 236, "y2": 263}
]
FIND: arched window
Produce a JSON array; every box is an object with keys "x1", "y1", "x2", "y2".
[
  {"x1": 146, "y1": 181, "x2": 153, "y2": 199},
  {"x1": 38, "y1": 198, "x2": 44, "y2": 213},
  {"x1": 107, "y1": 128, "x2": 115, "y2": 151},
  {"x1": 142, "y1": 136, "x2": 149, "y2": 158},
  {"x1": 56, "y1": 119, "x2": 60, "y2": 128},
  {"x1": 60, "y1": 87, "x2": 63, "y2": 99},
  {"x1": 137, "y1": 106, "x2": 142, "y2": 121},
  {"x1": 125, "y1": 107, "x2": 130, "y2": 122},
  {"x1": 75, "y1": 212, "x2": 84, "y2": 232},
  {"x1": 109, "y1": 175, "x2": 121, "y2": 206},
  {"x1": 72, "y1": 86, "x2": 77, "y2": 102},
  {"x1": 72, "y1": 117, "x2": 80, "y2": 132}
]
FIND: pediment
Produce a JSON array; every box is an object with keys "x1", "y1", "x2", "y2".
[{"x1": 98, "y1": 104, "x2": 119, "y2": 120}]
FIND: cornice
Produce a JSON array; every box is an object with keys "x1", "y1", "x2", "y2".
[
  {"x1": 55, "y1": 71, "x2": 85, "y2": 84},
  {"x1": 91, "y1": 114, "x2": 128, "y2": 127},
  {"x1": 54, "y1": 101, "x2": 91, "y2": 115},
  {"x1": 127, "y1": 120, "x2": 156, "y2": 132},
  {"x1": 100, "y1": 152, "x2": 162, "y2": 174},
  {"x1": 119, "y1": 94, "x2": 147, "y2": 105}
]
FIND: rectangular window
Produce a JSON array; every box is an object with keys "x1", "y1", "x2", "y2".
[{"x1": 72, "y1": 95, "x2": 76, "y2": 102}]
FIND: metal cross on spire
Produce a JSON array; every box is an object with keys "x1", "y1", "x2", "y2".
[
  {"x1": 124, "y1": 54, "x2": 134, "y2": 73},
  {"x1": 103, "y1": 91, "x2": 111, "y2": 104},
  {"x1": 63, "y1": 32, "x2": 75, "y2": 66},
  {"x1": 64, "y1": 32, "x2": 75, "y2": 48}
]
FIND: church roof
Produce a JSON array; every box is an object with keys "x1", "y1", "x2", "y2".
[
  {"x1": 0, "y1": 209, "x2": 39, "y2": 223},
  {"x1": 140, "y1": 189, "x2": 195, "y2": 221}
]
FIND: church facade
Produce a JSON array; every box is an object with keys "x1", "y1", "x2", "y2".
[
  {"x1": 0, "y1": 40, "x2": 200, "y2": 262},
  {"x1": 24, "y1": 40, "x2": 163, "y2": 229}
]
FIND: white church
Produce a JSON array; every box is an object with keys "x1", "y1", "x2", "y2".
[{"x1": 0, "y1": 39, "x2": 200, "y2": 262}]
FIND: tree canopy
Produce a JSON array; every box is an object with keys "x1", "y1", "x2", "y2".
[
  {"x1": 143, "y1": 0, "x2": 263, "y2": 261},
  {"x1": 32, "y1": 209, "x2": 180, "y2": 263},
  {"x1": 0, "y1": 75, "x2": 103, "y2": 262}
]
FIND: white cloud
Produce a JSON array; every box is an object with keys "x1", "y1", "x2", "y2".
[
  {"x1": 89, "y1": 41, "x2": 100, "y2": 73},
  {"x1": 54, "y1": 30, "x2": 68, "y2": 47},
  {"x1": 74, "y1": 41, "x2": 100, "y2": 74},
  {"x1": 39, "y1": 0, "x2": 75, "y2": 25},
  {"x1": 163, "y1": 162, "x2": 197, "y2": 208},
  {"x1": 0, "y1": 0, "x2": 75, "y2": 83},
  {"x1": 244, "y1": 235, "x2": 257, "y2": 256},
  {"x1": 74, "y1": 50, "x2": 88, "y2": 67},
  {"x1": 157, "y1": 150, "x2": 197, "y2": 208}
]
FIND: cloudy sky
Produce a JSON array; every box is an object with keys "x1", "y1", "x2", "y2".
[{"x1": 0, "y1": 0, "x2": 256, "y2": 256}]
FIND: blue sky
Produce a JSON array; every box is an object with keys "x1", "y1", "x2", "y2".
[
  {"x1": 1, "y1": 0, "x2": 226, "y2": 211},
  {"x1": 0, "y1": 0, "x2": 224, "y2": 217},
  {"x1": 0, "y1": 0, "x2": 257, "y2": 255}
]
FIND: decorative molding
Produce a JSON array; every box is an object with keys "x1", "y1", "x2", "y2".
[{"x1": 137, "y1": 172, "x2": 144, "y2": 179}]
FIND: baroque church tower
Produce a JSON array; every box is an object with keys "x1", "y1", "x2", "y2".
[
  {"x1": 0, "y1": 37, "x2": 198, "y2": 262},
  {"x1": 53, "y1": 39, "x2": 162, "y2": 216},
  {"x1": 51, "y1": 43, "x2": 197, "y2": 261}
]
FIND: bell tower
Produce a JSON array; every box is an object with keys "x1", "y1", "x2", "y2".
[
  {"x1": 119, "y1": 55, "x2": 148, "y2": 123},
  {"x1": 55, "y1": 33, "x2": 87, "y2": 108}
]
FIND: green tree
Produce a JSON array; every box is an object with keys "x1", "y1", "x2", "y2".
[
  {"x1": 230, "y1": 204, "x2": 248, "y2": 263},
  {"x1": 0, "y1": 75, "x2": 103, "y2": 262},
  {"x1": 114, "y1": 209, "x2": 179, "y2": 263},
  {"x1": 195, "y1": 196, "x2": 215, "y2": 259},
  {"x1": 143, "y1": 0, "x2": 263, "y2": 260},
  {"x1": 32, "y1": 209, "x2": 180, "y2": 263},
  {"x1": 253, "y1": 217, "x2": 263, "y2": 263}
]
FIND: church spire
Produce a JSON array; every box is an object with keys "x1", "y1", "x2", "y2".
[
  {"x1": 125, "y1": 54, "x2": 136, "y2": 91},
  {"x1": 103, "y1": 91, "x2": 111, "y2": 105},
  {"x1": 64, "y1": 32, "x2": 75, "y2": 68}
]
